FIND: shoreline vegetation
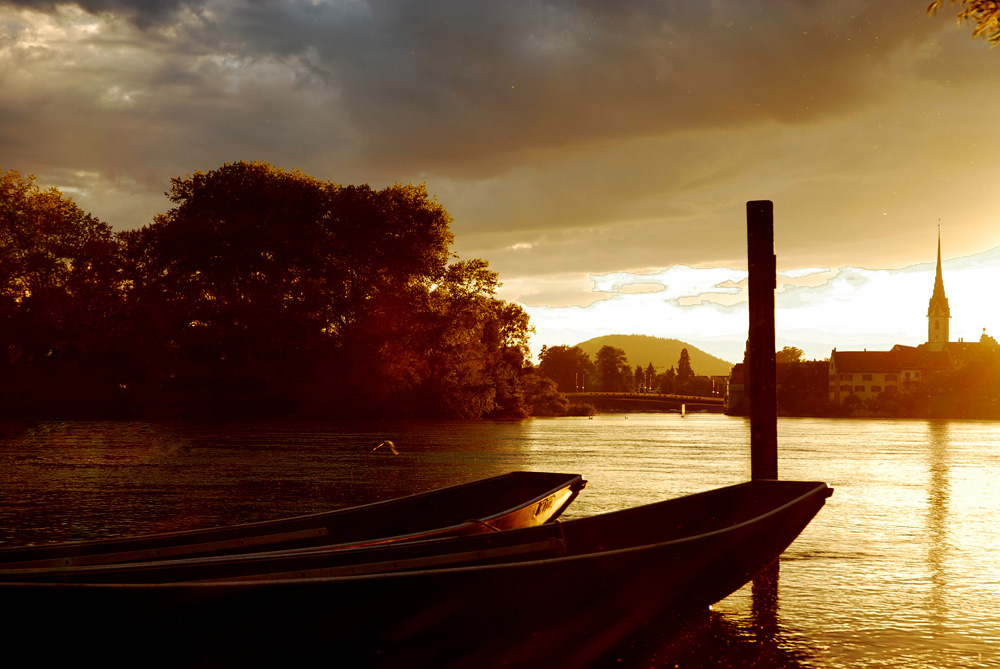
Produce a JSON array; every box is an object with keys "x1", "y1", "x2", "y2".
[
  {"x1": 5, "y1": 161, "x2": 999, "y2": 422},
  {"x1": 1, "y1": 162, "x2": 707, "y2": 422},
  {"x1": 2, "y1": 162, "x2": 540, "y2": 421}
]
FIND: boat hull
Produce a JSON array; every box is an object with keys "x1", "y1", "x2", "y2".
[
  {"x1": 1, "y1": 480, "x2": 830, "y2": 667},
  {"x1": 0, "y1": 471, "x2": 585, "y2": 569}
]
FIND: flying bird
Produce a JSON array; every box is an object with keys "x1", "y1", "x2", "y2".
[{"x1": 372, "y1": 440, "x2": 399, "y2": 455}]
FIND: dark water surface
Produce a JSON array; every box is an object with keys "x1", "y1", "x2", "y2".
[{"x1": 2, "y1": 415, "x2": 998, "y2": 667}]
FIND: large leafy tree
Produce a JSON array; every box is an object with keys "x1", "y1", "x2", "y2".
[
  {"x1": 928, "y1": 1, "x2": 1000, "y2": 45},
  {"x1": 126, "y1": 161, "x2": 526, "y2": 418},
  {"x1": 125, "y1": 162, "x2": 336, "y2": 409},
  {"x1": 324, "y1": 182, "x2": 454, "y2": 339},
  {"x1": 2, "y1": 161, "x2": 532, "y2": 419}
]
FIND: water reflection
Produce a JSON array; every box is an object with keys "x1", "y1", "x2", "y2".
[
  {"x1": 752, "y1": 561, "x2": 780, "y2": 641},
  {"x1": 610, "y1": 591, "x2": 819, "y2": 668},
  {"x1": 925, "y1": 420, "x2": 950, "y2": 627},
  {"x1": 4, "y1": 415, "x2": 1000, "y2": 667}
]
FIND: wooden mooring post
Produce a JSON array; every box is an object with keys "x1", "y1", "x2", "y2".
[{"x1": 747, "y1": 201, "x2": 778, "y2": 480}]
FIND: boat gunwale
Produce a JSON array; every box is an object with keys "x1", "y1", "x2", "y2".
[
  {"x1": 0, "y1": 480, "x2": 830, "y2": 589},
  {"x1": 0, "y1": 471, "x2": 585, "y2": 569}
]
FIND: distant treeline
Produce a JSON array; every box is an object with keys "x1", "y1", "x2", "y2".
[
  {"x1": 0, "y1": 162, "x2": 541, "y2": 420},
  {"x1": 537, "y1": 344, "x2": 719, "y2": 396}
]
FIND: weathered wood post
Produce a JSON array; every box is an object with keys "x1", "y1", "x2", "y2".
[{"x1": 747, "y1": 200, "x2": 778, "y2": 480}]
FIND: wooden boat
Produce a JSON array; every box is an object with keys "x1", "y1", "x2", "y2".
[
  {"x1": 1, "y1": 480, "x2": 831, "y2": 667},
  {"x1": 0, "y1": 471, "x2": 585, "y2": 570}
]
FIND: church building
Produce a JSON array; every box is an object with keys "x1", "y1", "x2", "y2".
[{"x1": 827, "y1": 229, "x2": 992, "y2": 405}]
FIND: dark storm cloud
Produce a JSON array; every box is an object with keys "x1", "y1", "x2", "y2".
[
  {"x1": 3, "y1": 0, "x2": 994, "y2": 274},
  {"x1": 6, "y1": 0, "x2": 1000, "y2": 356},
  {"x1": 4, "y1": 0, "x2": 939, "y2": 176},
  {"x1": 191, "y1": 0, "x2": 939, "y2": 175}
]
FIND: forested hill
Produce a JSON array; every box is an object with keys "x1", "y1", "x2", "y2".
[{"x1": 574, "y1": 335, "x2": 734, "y2": 377}]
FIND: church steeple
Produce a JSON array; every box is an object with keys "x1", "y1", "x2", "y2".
[{"x1": 927, "y1": 225, "x2": 950, "y2": 349}]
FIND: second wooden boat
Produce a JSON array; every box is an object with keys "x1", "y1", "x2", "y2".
[{"x1": 0, "y1": 471, "x2": 585, "y2": 570}]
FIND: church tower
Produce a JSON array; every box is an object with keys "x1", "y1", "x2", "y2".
[{"x1": 927, "y1": 226, "x2": 950, "y2": 350}]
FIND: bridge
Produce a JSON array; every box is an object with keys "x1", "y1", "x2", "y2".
[{"x1": 567, "y1": 392, "x2": 725, "y2": 413}]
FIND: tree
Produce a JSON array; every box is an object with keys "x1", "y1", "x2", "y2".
[
  {"x1": 634, "y1": 365, "x2": 644, "y2": 391},
  {"x1": 776, "y1": 346, "x2": 804, "y2": 364},
  {"x1": 928, "y1": 1, "x2": 1000, "y2": 46},
  {"x1": 2, "y1": 161, "x2": 532, "y2": 420},
  {"x1": 620, "y1": 363, "x2": 635, "y2": 392},
  {"x1": 0, "y1": 168, "x2": 124, "y2": 415},
  {"x1": 126, "y1": 161, "x2": 525, "y2": 418},
  {"x1": 125, "y1": 161, "x2": 337, "y2": 410},
  {"x1": 324, "y1": 182, "x2": 454, "y2": 338},
  {"x1": 520, "y1": 373, "x2": 570, "y2": 417},
  {"x1": 676, "y1": 348, "x2": 694, "y2": 385},
  {"x1": 645, "y1": 363, "x2": 656, "y2": 392},
  {"x1": 595, "y1": 345, "x2": 628, "y2": 392},
  {"x1": 776, "y1": 360, "x2": 830, "y2": 416},
  {"x1": 658, "y1": 366, "x2": 676, "y2": 394},
  {"x1": 538, "y1": 345, "x2": 594, "y2": 393},
  {"x1": 400, "y1": 258, "x2": 532, "y2": 419}
]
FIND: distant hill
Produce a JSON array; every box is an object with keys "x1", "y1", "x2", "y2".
[{"x1": 573, "y1": 334, "x2": 735, "y2": 377}]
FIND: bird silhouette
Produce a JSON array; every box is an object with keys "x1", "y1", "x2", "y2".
[{"x1": 372, "y1": 440, "x2": 399, "y2": 455}]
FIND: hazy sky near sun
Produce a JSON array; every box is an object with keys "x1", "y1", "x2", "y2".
[{"x1": 3, "y1": 1, "x2": 999, "y2": 363}]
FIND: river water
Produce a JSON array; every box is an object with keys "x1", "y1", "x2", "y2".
[{"x1": 1, "y1": 414, "x2": 998, "y2": 667}]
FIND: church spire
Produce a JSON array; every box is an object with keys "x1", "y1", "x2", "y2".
[
  {"x1": 932, "y1": 224, "x2": 946, "y2": 299},
  {"x1": 927, "y1": 224, "x2": 950, "y2": 349}
]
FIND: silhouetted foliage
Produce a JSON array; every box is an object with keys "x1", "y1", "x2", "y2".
[
  {"x1": 863, "y1": 351, "x2": 1000, "y2": 419},
  {"x1": 928, "y1": 0, "x2": 1000, "y2": 46},
  {"x1": 521, "y1": 373, "x2": 570, "y2": 417},
  {"x1": 538, "y1": 344, "x2": 594, "y2": 393},
  {"x1": 1, "y1": 162, "x2": 533, "y2": 420},
  {"x1": 595, "y1": 345, "x2": 629, "y2": 392},
  {"x1": 122, "y1": 162, "x2": 336, "y2": 413},
  {"x1": 775, "y1": 361, "x2": 830, "y2": 416},
  {"x1": 566, "y1": 402, "x2": 597, "y2": 416},
  {"x1": 0, "y1": 168, "x2": 126, "y2": 416},
  {"x1": 675, "y1": 348, "x2": 694, "y2": 392},
  {"x1": 775, "y1": 346, "x2": 804, "y2": 364},
  {"x1": 658, "y1": 367, "x2": 677, "y2": 394},
  {"x1": 393, "y1": 258, "x2": 532, "y2": 419}
]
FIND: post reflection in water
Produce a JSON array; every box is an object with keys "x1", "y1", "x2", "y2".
[
  {"x1": 751, "y1": 560, "x2": 780, "y2": 647},
  {"x1": 611, "y1": 562, "x2": 818, "y2": 668},
  {"x1": 925, "y1": 420, "x2": 950, "y2": 631}
]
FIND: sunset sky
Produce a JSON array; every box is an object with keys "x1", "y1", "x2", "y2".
[{"x1": 3, "y1": 1, "x2": 999, "y2": 365}]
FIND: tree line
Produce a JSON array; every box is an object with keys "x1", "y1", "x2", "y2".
[
  {"x1": 0, "y1": 162, "x2": 537, "y2": 420},
  {"x1": 537, "y1": 343, "x2": 719, "y2": 398}
]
